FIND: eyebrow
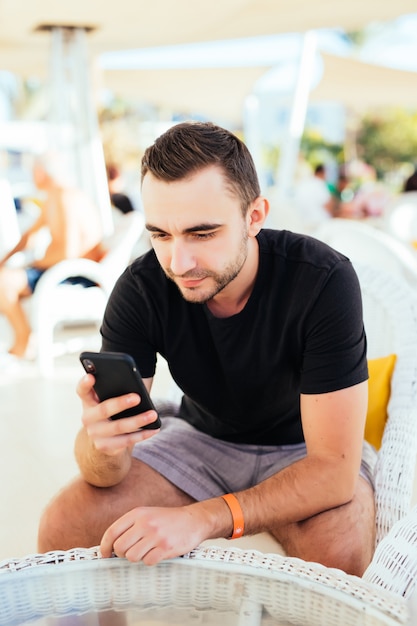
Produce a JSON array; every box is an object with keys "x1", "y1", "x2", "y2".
[{"x1": 145, "y1": 222, "x2": 223, "y2": 235}]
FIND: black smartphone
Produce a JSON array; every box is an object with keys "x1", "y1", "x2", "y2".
[{"x1": 79, "y1": 351, "x2": 161, "y2": 429}]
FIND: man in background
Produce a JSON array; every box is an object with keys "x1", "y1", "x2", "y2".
[
  {"x1": 0, "y1": 154, "x2": 103, "y2": 363},
  {"x1": 107, "y1": 163, "x2": 135, "y2": 215},
  {"x1": 294, "y1": 163, "x2": 333, "y2": 231}
]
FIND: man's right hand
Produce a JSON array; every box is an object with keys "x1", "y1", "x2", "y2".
[{"x1": 77, "y1": 373, "x2": 160, "y2": 456}]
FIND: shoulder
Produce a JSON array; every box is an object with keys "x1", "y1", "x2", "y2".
[
  {"x1": 258, "y1": 228, "x2": 348, "y2": 269},
  {"x1": 58, "y1": 186, "x2": 97, "y2": 213},
  {"x1": 115, "y1": 248, "x2": 170, "y2": 298},
  {"x1": 257, "y1": 228, "x2": 359, "y2": 298},
  {"x1": 130, "y1": 248, "x2": 164, "y2": 279}
]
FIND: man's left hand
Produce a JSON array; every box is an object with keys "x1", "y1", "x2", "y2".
[{"x1": 100, "y1": 505, "x2": 208, "y2": 565}]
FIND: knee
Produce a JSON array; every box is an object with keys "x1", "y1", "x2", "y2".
[
  {"x1": 279, "y1": 521, "x2": 374, "y2": 576},
  {"x1": 37, "y1": 477, "x2": 106, "y2": 553},
  {"x1": 37, "y1": 482, "x2": 80, "y2": 552},
  {"x1": 305, "y1": 535, "x2": 373, "y2": 576}
]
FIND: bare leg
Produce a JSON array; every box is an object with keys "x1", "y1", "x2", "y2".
[
  {"x1": 37, "y1": 459, "x2": 195, "y2": 552},
  {"x1": 271, "y1": 477, "x2": 375, "y2": 576},
  {"x1": 0, "y1": 267, "x2": 32, "y2": 357}
]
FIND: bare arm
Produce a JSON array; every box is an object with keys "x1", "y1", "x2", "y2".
[
  {"x1": 100, "y1": 381, "x2": 368, "y2": 563},
  {"x1": 189, "y1": 380, "x2": 368, "y2": 538},
  {"x1": 35, "y1": 188, "x2": 101, "y2": 268},
  {"x1": 0, "y1": 210, "x2": 46, "y2": 266},
  {"x1": 34, "y1": 189, "x2": 72, "y2": 267},
  {"x1": 234, "y1": 381, "x2": 368, "y2": 532},
  {"x1": 74, "y1": 373, "x2": 160, "y2": 487}
]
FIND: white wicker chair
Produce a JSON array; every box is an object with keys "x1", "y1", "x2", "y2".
[
  {"x1": 354, "y1": 262, "x2": 417, "y2": 543},
  {"x1": 311, "y1": 219, "x2": 417, "y2": 540},
  {"x1": 0, "y1": 533, "x2": 413, "y2": 626},
  {"x1": 312, "y1": 218, "x2": 417, "y2": 290},
  {"x1": 28, "y1": 211, "x2": 145, "y2": 376},
  {"x1": 384, "y1": 193, "x2": 417, "y2": 246}
]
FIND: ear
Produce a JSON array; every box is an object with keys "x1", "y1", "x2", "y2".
[{"x1": 247, "y1": 196, "x2": 269, "y2": 236}]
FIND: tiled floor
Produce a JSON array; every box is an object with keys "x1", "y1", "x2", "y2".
[
  {"x1": 1, "y1": 355, "x2": 82, "y2": 560},
  {"x1": 0, "y1": 325, "x2": 173, "y2": 562}
]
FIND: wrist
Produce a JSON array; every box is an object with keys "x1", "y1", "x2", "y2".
[
  {"x1": 188, "y1": 497, "x2": 237, "y2": 541},
  {"x1": 220, "y1": 493, "x2": 244, "y2": 539}
]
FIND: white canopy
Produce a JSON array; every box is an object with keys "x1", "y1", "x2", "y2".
[{"x1": 1, "y1": 0, "x2": 417, "y2": 79}]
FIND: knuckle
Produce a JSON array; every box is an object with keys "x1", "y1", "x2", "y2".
[
  {"x1": 112, "y1": 418, "x2": 133, "y2": 434},
  {"x1": 98, "y1": 402, "x2": 113, "y2": 421}
]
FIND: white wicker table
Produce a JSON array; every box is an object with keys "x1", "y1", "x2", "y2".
[{"x1": 0, "y1": 546, "x2": 408, "y2": 626}]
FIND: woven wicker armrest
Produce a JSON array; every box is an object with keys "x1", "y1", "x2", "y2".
[
  {"x1": 0, "y1": 544, "x2": 409, "y2": 626},
  {"x1": 353, "y1": 263, "x2": 417, "y2": 546}
]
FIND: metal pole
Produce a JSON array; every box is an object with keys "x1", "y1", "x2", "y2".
[
  {"x1": 47, "y1": 26, "x2": 113, "y2": 235},
  {"x1": 275, "y1": 31, "x2": 317, "y2": 202}
]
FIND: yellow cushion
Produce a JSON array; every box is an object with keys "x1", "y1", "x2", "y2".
[{"x1": 365, "y1": 354, "x2": 397, "y2": 450}]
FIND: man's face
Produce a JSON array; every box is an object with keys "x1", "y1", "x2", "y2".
[{"x1": 142, "y1": 165, "x2": 250, "y2": 304}]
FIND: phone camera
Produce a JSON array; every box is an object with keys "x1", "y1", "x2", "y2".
[{"x1": 83, "y1": 359, "x2": 96, "y2": 374}]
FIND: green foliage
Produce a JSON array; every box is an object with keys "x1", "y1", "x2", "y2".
[
  {"x1": 296, "y1": 109, "x2": 417, "y2": 185},
  {"x1": 356, "y1": 108, "x2": 417, "y2": 178},
  {"x1": 300, "y1": 129, "x2": 344, "y2": 169}
]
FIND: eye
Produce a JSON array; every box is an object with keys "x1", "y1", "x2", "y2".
[
  {"x1": 192, "y1": 231, "x2": 216, "y2": 240},
  {"x1": 150, "y1": 232, "x2": 169, "y2": 240}
]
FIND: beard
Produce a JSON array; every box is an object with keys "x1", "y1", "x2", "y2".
[{"x1": 165, "y1": 229, "x2": 249, "y2": 304}]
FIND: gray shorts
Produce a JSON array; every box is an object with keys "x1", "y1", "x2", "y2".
[{"x1": 132, "y1": 414, "x2": 377, "y2": 501}]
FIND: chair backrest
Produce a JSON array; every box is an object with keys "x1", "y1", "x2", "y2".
[
  {"x1": 313, "y1": 218, "x2": 417, "y2": 290},
  {"x1": 363, "y1": 503, "x2": 417, "y2": 601},
  {"x1": 384, "y1": 192, "x2": 417, "y2": 244},
  {"x1": 99, "y1": 210, "x2": 145, "y2": 288},
  {"x1": 29, "y1": 210, "x2": 145, "y2": 375},
  {"x1": 353, "y1": 262, "x2": 417, "y2": 545}
]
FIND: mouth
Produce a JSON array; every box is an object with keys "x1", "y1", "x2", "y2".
[{"x1": 178, "y1": 277, "x2": 206, "y2": 289}]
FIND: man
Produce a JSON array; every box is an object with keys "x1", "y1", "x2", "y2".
[
  {"x1": 0, "y1": 155, "x2": 103, "y2": 360},
  {"x1": 106, "y1": 163, "x2": 135, "y2": 215},
  {"x1": 38, "y1": 122, "x2": 376, "y2": 576},
  {"x1": 294, "y1": 163, "x2": 334, "y2": 231}
]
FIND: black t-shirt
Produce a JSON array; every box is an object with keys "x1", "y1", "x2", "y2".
[{"x1": 101, "y1": 229, "x2": 368, "y2": 445}]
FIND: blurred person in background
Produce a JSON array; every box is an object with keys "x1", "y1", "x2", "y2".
[
  {"x1": 403, "y1": 167, "x2": 417, "y2": 193},
  {"x1": 294, "y1": 163, "x2": 334, "y2": 231},
  {"x1": 0, "y1": 154, "x2": 103, "y2": 364},
  {"x1": 328, "y1": 173, "x2": 355, "y2": 217},
  {"x1": 106, "y1": 163, "x2": 135, "y2": 215}
]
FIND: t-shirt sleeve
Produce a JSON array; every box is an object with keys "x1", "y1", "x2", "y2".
[
  {"x1": 300, "y1": 261, "x2": 368, "y2": 394},
  {"x1": 100, "y1": 267, "x2": 158, "y2": 378}
]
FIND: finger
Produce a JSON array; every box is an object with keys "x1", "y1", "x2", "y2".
[
  {"x1": 100, "y1": 511, "x2": 137, "y2": 557},
  {"x1": 81, "y1": 393, "x2": 141, "y2": 429},
  {"x1": 113, "y1": 525, "x2": 148, "y2": 560},
  {"x1": 87, "y1": 408, "x2": 158, "y2": 437},
  {"x1": 91, "y1": 421, "x2": 159, "y2": 454},
  {"x1": 124, "y1": 538, "x2": 159, "y2": 564},
  {"x1": 76, "y1": 374, "x2": 99, "y2": 406},
  {"x1": 141, "y1": 546, "x2": 167, "y2": 566}
]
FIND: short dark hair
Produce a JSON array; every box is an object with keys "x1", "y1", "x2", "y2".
[
  {"x1": 141, "y1": 121, "x2": 260, "y2": 214},
  {"x1": 404, "y1": 170, "x2": 417, "y2": 192}
]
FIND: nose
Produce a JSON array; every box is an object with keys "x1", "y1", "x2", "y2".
[{"x1": 169, "y1": 239, "x2": 196, "y2": 276}]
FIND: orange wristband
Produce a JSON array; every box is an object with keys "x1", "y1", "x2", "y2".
[{"x1": 221, "y1": 493, "x2": 244, "y2": 539}]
